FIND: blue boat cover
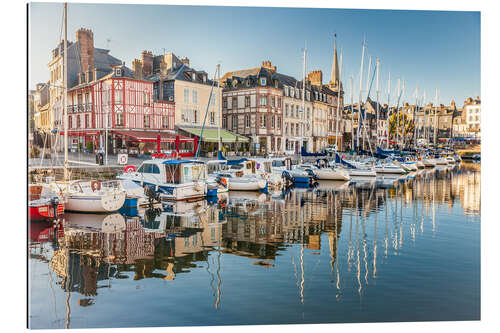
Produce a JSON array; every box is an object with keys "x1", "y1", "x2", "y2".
[
  {"x1": 162, "y1": 160, "x2": 204, "y2": 165},
  {"x1": 226, "y1": 158, "x2": 248, "y2": 166}
]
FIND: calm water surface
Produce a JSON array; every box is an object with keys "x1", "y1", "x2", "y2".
[{"x1": 28, "y1": 163, "x2": 480, "y2": 329}]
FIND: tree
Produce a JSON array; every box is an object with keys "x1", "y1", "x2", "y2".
[{"x1": 388, "y1": 112, "x2": 415, "y2": 145}]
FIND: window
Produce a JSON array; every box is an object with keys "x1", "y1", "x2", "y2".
[
  {"x1": 223, "y1": 97, "x2": 227, "y2": 109},
  {"x1": 193, "y1": 110, "x2": 198, "y2": 123},
  {"x1": 307, "y1": 108, "x2": 310, "y2": 119},
  {"x1": 285, "y1": 86, "x2": 289, "y2": 96},
  {"x1": 260, "y1": 115, "x2": 266, "y2": 128},
  {"x1": 290, "y1": 89, "x2": 295, "y2": 98},
  {"x1": 296, "y1": 124, "x2": 299, "y2": 135},
  {"x1": 260, "y1": 96, "x2": 267, "y2": 106},
  {"x1": 184, "y1": 88, "x2": 189, "y2": 103},
  {"x1": 85, "y1": 114, "x2": 90, "y2": 128},
  {"x1": 277, "y1": 116, "x2": 281, "y2": 129},
  {"x1": 233, "y1": 116, "x2": 238, "y2": 128},
  {"x1": 285, "y1": 123, "x2": 288, "y2": 134},
  {"x1": 260, "y1": 77, "x2": 267, "y2": 86},
  {"x1": 306, "y1": 91, "x2": 310, "y2": 101},
  {"x1": 143, "y1": 91, "x2": 149, "y2": 106},
  {"x1": 277, "y1": 97, "x2": 281, "y2": 108},
  {"x1": 210, "y1": 112, "x2": 215, "y2": 124},
  {"x1": 162, "y1": 116, "x2": 169, "y2": 128},
  {"x1": 271, "y1": 116, "x2": 275, "y2": 128},
  {"x1": 77, "y1": 115, "x2": 81, "y2": 128},
  {"x1": 232, "y1": 97, "x2": 238, "y2": 108},
  {"x1": 192, "y1": 89, "x2": 198, "y2": 104},
  {"x1": 290, "y1": 123, "x2": 294, "y2": 135},
  {"x1": 245, "y1": 115, "x2": 250, "y2": 127},
  {"x1": 245, "y1": 96, "x2": 250, "y2": 107},
  {"x1": 271, "y1": 96, "x2": 275, "y2": 107},
  {"x1": 116, "y1": 113, "x2": 124, "y2": 126},
  {"x1": 144, "y1": 115, "x2": 150, "y2": 128},
  {"x1": 68, "y1": 116, "x2": 72, "y2": 129},
  {"x1": 114, "y1": 89, "x2": 123, "y2": 104},
  {"x1": 285, "y1": 104, "x2": 289, "y2": 116},
  {"x1": 222, "y1": 116, "x2": 227, "y2": 128}
]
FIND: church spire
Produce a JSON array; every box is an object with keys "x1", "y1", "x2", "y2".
[{"x1": 329, "y1": 33, "x2": 340, "y2": 90}]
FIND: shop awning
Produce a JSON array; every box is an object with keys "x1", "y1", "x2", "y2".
[
  {"x1": 112, "y1": 130, "x2": 194, "y2": 142},
  {"x1": 177, "y1": 126, "x2": 249, "y2": 143}
]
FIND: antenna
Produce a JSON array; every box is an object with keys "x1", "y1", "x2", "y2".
[{"x1": 106, "y1": 38, "x2": 111, "y2": 49}]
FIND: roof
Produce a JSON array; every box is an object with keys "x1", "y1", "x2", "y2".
[{"x1": 177, "y1": 125, "x2": 249, "y2": 143}]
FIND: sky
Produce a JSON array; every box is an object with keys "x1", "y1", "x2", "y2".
[{"x1": 29, "y1": 2, "x2": 480, "y2": 106}]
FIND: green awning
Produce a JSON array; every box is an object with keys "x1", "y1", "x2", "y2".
[{"x1": 177, "y1": 126, "x2": 249, "y2": 143}]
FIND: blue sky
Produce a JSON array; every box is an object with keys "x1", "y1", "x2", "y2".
[{"x1": 29, "y1": 2, "x2": 480, "y2": 106}]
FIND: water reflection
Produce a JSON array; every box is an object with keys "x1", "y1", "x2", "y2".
[{"x1": 28, "y1": 163, "x2": 480, "y2": 328}]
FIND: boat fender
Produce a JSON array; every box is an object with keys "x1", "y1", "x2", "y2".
[{"x1": 91, "y1": 180, "x2": 101, "y2": 192}]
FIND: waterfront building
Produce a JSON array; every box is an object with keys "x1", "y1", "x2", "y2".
[
  {"x1": 67, "y1": 63, "x2": 176, "y2": 154},
  {"x1": 47, "y1": 28, "x2": 123, "y2": 151},
  {"x1": 221, "y1": 61, "x2": 284, "y2": 155},
  {"x1": 463, "y1": 96, "x2": 481, "y2": 138},
  {"x1": 132, "y1": 52, "x2": 245, "y2": 155}
]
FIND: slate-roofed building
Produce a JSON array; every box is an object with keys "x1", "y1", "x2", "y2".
[
  {"x1": 132, "y1": 51, "x2": 237, "y2": 154},
  {"x1": 221, "y1": 61, "x2": 283, "y2": 155}
]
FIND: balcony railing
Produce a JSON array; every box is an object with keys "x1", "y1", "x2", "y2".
[{"x1": 68, "y1": 104, "x2": 93, "y2": 113}]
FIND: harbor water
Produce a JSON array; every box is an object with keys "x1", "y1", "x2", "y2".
[{"x1": 28, "y1": 162, "x2": 480, "y2": 328}]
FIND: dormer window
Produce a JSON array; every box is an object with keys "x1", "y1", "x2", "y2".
[
  {"x1": 192, "y1": 73, "x2": 196, "y2": 81},
  {"x1": 246, "y1": 79, "x2": 251, "y2": 87},
  {"x1": 115, "y1": 68, "x2": 122, "y2": 76},
  {"x1": 232, "y1": 79, "x2": 238, "y2": 87},
  {"x1": 285, "y1": 86, "x2": 289, "y2": 96},
  {"x1": 203, "y1": 74, "x2": 207, "y2": 83},
  {"x1": 274, "y1": 80, "x2": 279, "y2": 88},
  {"x1": 260, "y1": 77, "x2": 267, "y2": 86}
]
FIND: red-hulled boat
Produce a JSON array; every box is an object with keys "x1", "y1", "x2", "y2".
[{"x1": 29, "y1": 185, "x2": 65, "y2": 221}]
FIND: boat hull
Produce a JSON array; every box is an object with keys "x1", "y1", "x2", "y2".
[
  {"x1": 228, "y1": 178, "x2": 267, "y2": 191},
  {"x1": 29, "y1": 203, "x2": 64, "y2": 221},
  {"x1": 65, "y1": 191, "x2": 126, "y2": 213}
]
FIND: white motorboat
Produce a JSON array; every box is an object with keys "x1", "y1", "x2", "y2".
[
  {"x1": 422, "y1": 157, "x2": 436, "y2": 167},
  {"x1": 348, "y1": 168, "x2": 377, "y2": 177},
  {"x1": 268, "y1": 157, "x2": 315, "y2": 184},
  {"x1": 374, "y1": 163, "x2": 407, "y2": 174},
  {"x1": 294, "y1": 163, "x2": 351, "y2": 181},
  {"x1": 434, "y1": 156, "x2": 448, "y2": 165},
  {"x1": 401, "y1": 161, "x2": 418, "y2": 171},
  {"x1": 445, "y1": 156, "x2": 456, "y2": 164},
  {"x1": 221, "y1": 159, "x2": 268, "y2": 191},
  {"x1": 118, "y1": 159, "x2": 207, "y2": 201}
]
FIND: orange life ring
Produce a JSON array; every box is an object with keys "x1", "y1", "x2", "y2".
[
  {"x1": 91, "y1": 180, "x2": 101, "y2": 192},
  {"x1": 124, "y1": 165, "x2": 136, "y2": 173},
  {"x1": 220, "y1": 177, "x2": 227, "y2": 187}
]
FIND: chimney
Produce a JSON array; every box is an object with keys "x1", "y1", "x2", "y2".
[
  {"x1": 86, "y1": 70, "x2": 92, "y2": 83},
  {"x1": 93, "y1": 68, "x2": 98, "y2": 82},
  {"x1": 132, "y1": 59, "x2": 143, "y2": 80},
  {"x1": 180, "y1": 57, "x2": 190, "y2": 67},
  {"x1": 76, "y1": 28, "x2": 94, "y2": 72},
  {"x1": 307, "y1": 70, "x2": 323, "y2": 86},
  {"x1": 261, "y1": 60, "x2": 277, "y2": 72},
  {"x1": 141, "y1": 51, "x2": 153, "y2": 78}
]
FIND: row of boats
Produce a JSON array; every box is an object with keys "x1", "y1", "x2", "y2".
[{"x1": 28, "y1": 149, "x2": 462, "y2": 221}]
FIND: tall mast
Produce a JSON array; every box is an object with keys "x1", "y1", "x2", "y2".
[
  {"x1": 401, "y1": 80, "x2": 406, "y2": 149},
  {"x1": 396, "y1": 77, "x2": 400, "y2": 149},
  {"x1": 63, "y1": 2, "x2": 69, "y2": 181},
  {"x1": 423, "y1": 90, "x2": 427, "y2": 144},
  {"x1": 434, "y1": 88, "x2": 438, "y2": 147},
  {"x1": 414, "y1": 86, "x2": 419, "y2": 147},
  {"x1": 217, "y1": 63, "x2": 221, "y2": 154},
  {"x1": 375, "y1": 58, "x2": 380, "y2": 148},
  {"x1": 350, "y1": 76, "x2": 354, "y2": 150},
  {"x1": 302, "y1": 45, "x2": 306, "y2": 155},
  {"x1": 357, "y1": 38, "x2": 366, "y2": 150},
  {"x1": 386, "y1": 72, "x2": 391, "y2": 149},
  {"x1": 365, "y1": 56, "x2": 372, "y2": 97},
  {"x1": 335, "y1": 49, "x2": 343, "y2": 150}
]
